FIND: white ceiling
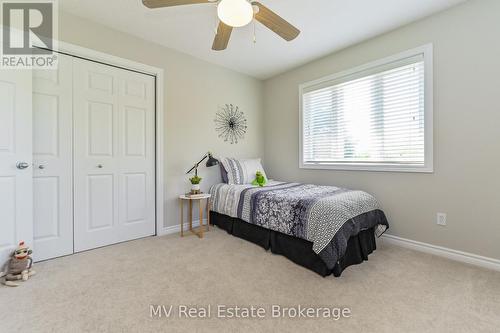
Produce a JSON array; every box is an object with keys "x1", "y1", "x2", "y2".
[{"x1": 60, "y1": 0, "x2": 466, "y2": 79}]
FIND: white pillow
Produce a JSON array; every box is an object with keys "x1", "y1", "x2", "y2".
[{"x1": 220, "y1": 158, "x2": 267, "y2": 185}]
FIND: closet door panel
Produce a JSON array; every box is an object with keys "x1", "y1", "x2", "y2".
[
  {"x1": 87, "y1": 174, "x2": 115, "y2": 230},
  {"x1": 32, "y1": 54, "x2": 73, "y2": 261},
  {"x1": 73, "y1": 59, "x2": 155, "y2": 252},
  {"x1": 88, "y1": 101, "x2": 114, "y2": 156},
  {"x1": 74, "y1": 59, "x2": 120, "y2": 251},
  {"x1": 117, "y1": 70, "x2": 155, "y2": 240}
]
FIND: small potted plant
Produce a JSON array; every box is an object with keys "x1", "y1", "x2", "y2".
[{"x1": 190, "y1": 175, "x2": 202, "y2": 194}]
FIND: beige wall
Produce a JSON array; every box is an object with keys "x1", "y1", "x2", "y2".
[
  {"x1": 263, "y1": 0, "x2": 500, "y2": 259},
  {"x1": 58, "y1": 11, "x2": 264, "y2": 229}
]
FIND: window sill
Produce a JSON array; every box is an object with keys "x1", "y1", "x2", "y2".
[{"x1": 300, "y1": 162, "x2": 434, "y2": 173}]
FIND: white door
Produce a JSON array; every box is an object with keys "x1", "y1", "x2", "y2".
[
  {"x1": 0, "y1": 70, "x2": 33, "y2": 265},
  {"x1": 73, "y1": 58, "x2": 156, "y2": 252},
  {"x1": 32, "y1": 54, "x2": 73, "y2": 261}
]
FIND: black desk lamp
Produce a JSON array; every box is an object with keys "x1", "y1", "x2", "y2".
[{"x1": 186, "y1": 152, "x2": 219, "y2": 177}]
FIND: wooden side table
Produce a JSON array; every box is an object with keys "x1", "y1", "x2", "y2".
[{"x1": 179, "y1": 194, "x2": 211, "y2": 238}]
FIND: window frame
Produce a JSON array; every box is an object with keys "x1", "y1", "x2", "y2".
[{"x1": 299, "y1": 44, "x2": 434, "y2": 173}]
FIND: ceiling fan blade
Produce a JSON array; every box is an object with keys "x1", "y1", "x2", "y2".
[
  {"x1": 212, "y1": 21, "x2": 233, "y2": 51},
  {"x1": 142, "y1": 0, "x2": 211, "y2": 9},
  {"x1": 252, "y1": 2, "x2": 300, "y2": 41}
]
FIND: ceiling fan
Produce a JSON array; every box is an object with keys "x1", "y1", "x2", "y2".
[{"x1": 142, "y1": 0, "x2": 300, "y2": 51}]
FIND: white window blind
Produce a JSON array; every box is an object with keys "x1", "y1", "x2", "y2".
[{"x1": 301, "y1": 48, "x2": 432, "y2": 172}]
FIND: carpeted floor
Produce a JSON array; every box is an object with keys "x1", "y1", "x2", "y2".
[{"x1": 1, "y1": 227, "x2": 500, "y2": 333}]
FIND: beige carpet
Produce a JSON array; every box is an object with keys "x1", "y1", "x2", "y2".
[{"x1": 1, "y1": 227, "x2": 500, "y2": 333}]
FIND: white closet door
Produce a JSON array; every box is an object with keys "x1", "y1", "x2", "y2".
[
  {"x1": 73, "y1": 58, "x2": 155, "y2": 252},
  {"x1": 32, "y1": 54, "x2": 73, "y2": 261},
  {"x1": 0, "y1": 70, "x2": 33, "y2": 265}
]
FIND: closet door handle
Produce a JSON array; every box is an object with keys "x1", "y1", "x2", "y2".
[
  {"x1": 38, "y1": 164, "x2": 45, "y2": 170},
  {"x1": 97, "y1": 164, "x2": 103, "y2": 169},
  {"x1": 16, "y1": 162, "x2": 30, "y2": 170}
]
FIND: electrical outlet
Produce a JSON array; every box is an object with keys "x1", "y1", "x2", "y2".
[{"x1": 437, "y1": 213, "x2": 447, "y2": 226}]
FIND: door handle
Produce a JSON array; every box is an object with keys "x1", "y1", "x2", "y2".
[
  {"x1": 16, "y1": 162, "x2": 30, "y2": 170},
  {"x1": 38, "y1": 164, "x2": 45, "y2": 170},
  {"x1": 97, "y1": 164, "x2": 103, "y2": 169}
]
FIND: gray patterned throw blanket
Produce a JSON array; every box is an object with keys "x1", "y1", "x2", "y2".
[{"x1": 210, "y1": 181, "x2": 388, "y2": 268}]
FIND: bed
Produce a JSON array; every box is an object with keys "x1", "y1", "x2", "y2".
[{"x1": 209, "y1": 180, "x2": 389, "y2": 277}]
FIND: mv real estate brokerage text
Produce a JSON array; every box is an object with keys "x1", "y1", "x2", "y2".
[{"x1": 150, "y1": 304, "x2": 352, "y2": 320}]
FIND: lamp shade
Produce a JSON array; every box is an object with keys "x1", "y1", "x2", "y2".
[
  {"x1": 206, "y1": 154, "x2": 219, "y2": 167},
  {"x1": 217, "y1": 0, "x2": 254, "y2": 28}
]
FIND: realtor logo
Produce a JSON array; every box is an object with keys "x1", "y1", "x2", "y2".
[{"x1": 1, "y1": 0, "x2": 58, "y2": 69}]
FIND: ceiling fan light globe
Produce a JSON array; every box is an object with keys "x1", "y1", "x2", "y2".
[{"x1": 217, "y1": 0, "x2": 253, "y2": 28}]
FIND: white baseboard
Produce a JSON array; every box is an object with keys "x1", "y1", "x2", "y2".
[
  {"x1": 381, "y1": 234, "x2": 500, "y2": 272},
  {"x1": 158, "y1": 219, "x2": 208, "y2": 236}
]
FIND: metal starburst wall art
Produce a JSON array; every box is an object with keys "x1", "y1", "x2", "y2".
[{"x1": 214, "y1": 104, "x2": 247, "y2": 144}]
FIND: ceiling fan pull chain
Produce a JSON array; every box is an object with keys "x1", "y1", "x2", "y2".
[
  {"x1": 214, "y1": 3, "x2": 219, "y2": 35},
  {"x1": 253, "y1": 17, "x2": 257, "y2": 44}
]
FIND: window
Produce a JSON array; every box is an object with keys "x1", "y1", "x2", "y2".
[{"x1": 300, "y1": 45, "x2": 433, "y2": 172}]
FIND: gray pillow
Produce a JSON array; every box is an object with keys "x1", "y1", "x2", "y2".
[
  {"x1": 220, "y1": 163, "x2": 229, "y2": 183},
  {"x1": 220, "y1": 158, "x2": 267, "y2": 185}
]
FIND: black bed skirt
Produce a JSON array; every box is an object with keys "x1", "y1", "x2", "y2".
[{"x1": 210, "y1": 211, "x2": 377, "y2": 277}]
